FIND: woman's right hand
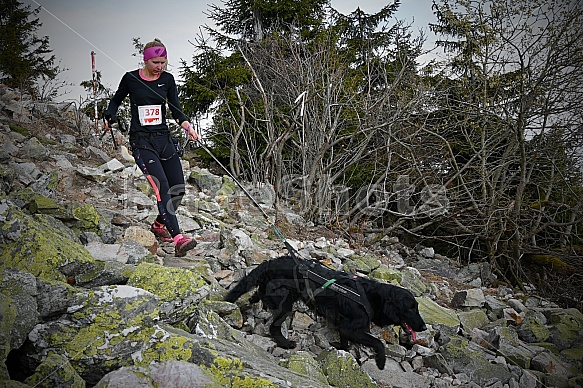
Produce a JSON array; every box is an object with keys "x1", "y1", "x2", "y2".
[{"x1": 102, "y1": 111, "x2": 113, "y2": 130}]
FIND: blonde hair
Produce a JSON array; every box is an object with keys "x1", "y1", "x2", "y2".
[{"x1": 144, "y1": 38, "x2": 165, "y2": 51}]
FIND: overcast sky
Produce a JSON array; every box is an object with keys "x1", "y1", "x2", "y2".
[{"x1": 24, "y1": 0, "x2": 438, "y2": 102}]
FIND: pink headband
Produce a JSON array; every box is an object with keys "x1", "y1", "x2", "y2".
[{"x1": 143, "y1": 46, "x2": 167, "y2": 62}]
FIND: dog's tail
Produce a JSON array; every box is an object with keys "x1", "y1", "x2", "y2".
[{"x1": 224, "y1": 260, "x2": 270, "y2": 303}]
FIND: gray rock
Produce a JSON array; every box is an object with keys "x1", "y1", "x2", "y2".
[
  {"x1": 0, "y1": 270, "x2": 39, "y2": 355},
  {"x1": 86, "y1": 145, "x2": 111, "y2": 163},
  {"x1": 451, "y1": 288, "x2": 485, "y2": 308},
  {"x1": 21, "y1": 137, "x2": 49, "y2": 161},
  {"x1": 9, "y1": 162, "x2": 43, "y2": 186},
  {"x1": 24, "y1": 352, "x2": 85, "y2": 388},
  {"x1": 440, "y1": 335, "x2": 513, "y2": 386},
  {"x1": 99, "y1": 158, "x2": 125, "y2": 173},
  {"x1": 95, "y1": 360, "x2": 211, "y2": 388}
]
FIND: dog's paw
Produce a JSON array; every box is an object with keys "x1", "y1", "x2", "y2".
[
  {"x1": 275, "y1": 338, "x2": 296, "y2": 349},
  {"x1": 375, "y1": 354, "x2": 386, "y2": 370},
  {"x1": 330, "y1": 341, "x2": 348, "y2": 350}
]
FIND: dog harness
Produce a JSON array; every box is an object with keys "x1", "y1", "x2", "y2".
[{"x1": 287, "y1": 244, "x2": 374, "y2": 320}]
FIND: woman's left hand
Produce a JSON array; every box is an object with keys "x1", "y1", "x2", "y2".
[{"x1": 183, "y1": 123, "x2": 200, "y2": 142}]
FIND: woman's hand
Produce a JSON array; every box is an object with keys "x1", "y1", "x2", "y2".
[
  {"x1": 183, "y1": 122, "x2": 200, "y2": 142},
  {"x1": 103, "y1": 111, "x2": 113, "y2": 131}
]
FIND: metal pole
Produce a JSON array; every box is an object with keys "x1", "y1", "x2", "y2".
[{"x1": 91, "y1": 51, "x2": 98, "y2": 132}]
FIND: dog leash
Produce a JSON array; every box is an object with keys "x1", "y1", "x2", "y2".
[
  {"x1": 192, "y1": 139, "x2": 372, "y2": 316},
  {"x1": 192, "y1": 139, "x2": 302, "y2": 258}
]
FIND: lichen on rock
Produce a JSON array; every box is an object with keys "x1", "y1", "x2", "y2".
[{"x1": 0, "y1": 198, "x2": 95, "y2": 282}]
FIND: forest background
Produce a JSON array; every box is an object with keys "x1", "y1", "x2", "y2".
[{"x1": 1, "y1": 0, "x2": 582, "y2": 309}]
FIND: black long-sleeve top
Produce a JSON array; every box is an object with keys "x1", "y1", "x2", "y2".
[{"x1": 106, "y1": 69, "x2": 188, "y2": 133}]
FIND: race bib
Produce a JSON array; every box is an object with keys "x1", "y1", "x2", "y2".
[{"x1": 138, "y1": 105, "x2": 162, "y2": 126}]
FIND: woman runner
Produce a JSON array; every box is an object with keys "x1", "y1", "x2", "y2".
[{"x1": 104, "y1": 38, "x2": 199, "y2": 257}]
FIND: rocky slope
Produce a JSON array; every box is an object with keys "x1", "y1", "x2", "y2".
[{"x1": 1, "y1": 83, "x2": 582, "y2": 387}]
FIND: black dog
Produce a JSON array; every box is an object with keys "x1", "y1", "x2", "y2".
[{"x1": 225, "y1": 255, "x2": 427, "y2": 369}]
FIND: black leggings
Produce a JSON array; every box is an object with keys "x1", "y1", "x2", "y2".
[{"x1": 131, "y1": 132, "x2": 185, "y2": 237}]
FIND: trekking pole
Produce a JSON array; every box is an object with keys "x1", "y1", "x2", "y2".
[{"x1": 101, "y1": 109, "x2": 118, "y2": 149}]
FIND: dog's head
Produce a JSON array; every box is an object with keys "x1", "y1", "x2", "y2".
[{"x1": 381, "y1": 286, "x2": 427, "y2": 341}]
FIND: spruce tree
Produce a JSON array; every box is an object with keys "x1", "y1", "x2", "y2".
[{"x1": 0, "y1": 0, "x2": 58, "y2": 91}]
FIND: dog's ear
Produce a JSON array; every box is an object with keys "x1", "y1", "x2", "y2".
[{"x1": 383, "y1": 300, "x2": 401, "y2": 324}]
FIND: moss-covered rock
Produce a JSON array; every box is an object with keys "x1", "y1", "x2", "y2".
[
  {"x1": 417, "y1": 296, "x2": 459, "y2": 336},
  {"x1": 203, "y1": 356, "x2": 277, "y2": 387},
  {"x1": 218, "y1": 176, "x2": 237, "y2": 196},
  {"x1": 0, "y1": 270, "x2": 39, "y2": 359},
  {"x1": 488, "y1": 326, "x2": 542, "y2": 369},
  {"x1": 560, "y1": 347, "x2": 583, "y2": 364},
  {"x1": 457, "y1": 309, "x2": 489, "y2": 333},
  {"x1": 523, "y1": 254, "x2": 576, "y2": 274},
  {"x1": 370, "y1": 264, "x2": 402, "y2": 284},
  {"x1": 399, "y1": 267, "x2": 428, "y2": 296},
  {"x1": 440, "y1": 335, "x2": 513, "y2": 386},
  {"x1": 186, "y1": 308, "x2": 326, "y2": 387},
  {"x1": 0, "y1": 379, "x2": 30, "y2": 387},
  {"x1": 95, "y1": 361, "x2": 212, "y2": 387},
  {"x1": 71, "y1": 203, "x2": 100, "y2": 233},
  {"x1": 127, "y1": 262, "x2": 208, "y2": 324},
  {"x1": 531, "y1": 350, "x2": 580, "y2": 379},
  {"x1": 0, "y1": 166, "x2": 15, "y2": 194},
  {"x1": 517, "y1": 310, "x2": 551, "y2": 343},
  {"x1": 0, "y1": 293, "x2": 17, "y2": 361},
  {"x1": 189, "y1": 168, "x2": 222, "y2": 196},
  {"x1": 0, "y1": 199, "x2": 95, "y2": 282},
  {"x1": 23, "y1": 285, "x2": 190, "y2": 385},
  {"x1": 284, "y1": 351, "x2": 328, "y2": 385},
  {"x1": 317, "y1": 349, "x2": 375, "y2": 387},
  {"x1": 28, "y1": 194, "x2": 59, "y2": 214},
  {"x1": 343, "y1": 255, "x2": 381, "y2": 274},
  {"x1": 6, "y1": 188, "x2": 36, "y2": 210},
  {"x1": 546, "y1": 308, "x2": 583, "y2": 350},
  {"x1": 24, "y1": 352, "x2": 85, "y2": 388}
]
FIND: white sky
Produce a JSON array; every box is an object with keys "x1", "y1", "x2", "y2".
[{"x1": 24, "y1": 0, "x2": 438, "y2": 102}]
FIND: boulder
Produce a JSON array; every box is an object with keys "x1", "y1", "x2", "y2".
[{"x1": 440, "y1": 335, "x2": 514, "y2": 386}]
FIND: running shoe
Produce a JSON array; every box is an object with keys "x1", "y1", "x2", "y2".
[
  {"x1": 175, "y1": 236, "x2": 197, "y2": 257},
  {"x1": 151, "y1": 221, "x2": 172, "y2": 243}
]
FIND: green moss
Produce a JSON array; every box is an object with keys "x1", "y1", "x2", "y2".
[
  {"x1": 7, "y1": 188, "x2": 36, "y2": 210},
  {"x1": 46, "y1": 299, "x2": 187, "y2": 372},
  {"x1": 47, "y1": 171, "x2": 59, "y2": 191},
  {"x1": 204, "y1": 356, "x2": 276, "y2": 388},
  {"x1": 531, "y1": 342, "x2": 559, "y2": 354},
  {"x1": 218, "y1": 176, "x2": 237, "y2": 196},
  {"x1": 560, "y1": 347, "x2": 583, "y2": 362},
  {"x1": 344, "y1": 255, "x2": 380, "y2": 274},
  {"x1": 443, "y1": 336, "x2": 471, "y2": 358},
  {"x1": 137, "y1": 327, "x2": 194, "y2": 365},
  {"x1": 523, "y1": 254, "x2": 576, "y2": 274},
  {"x1": 284, "y1": 351, "x2": 327, "y2": 385},
  {"x1": 0, "y1": 202, "x2": 95, "y2": 282},
  {"x1": 317, "y1": 349, "x2": 376, "y2": 387},
  {"x1": 128, "y1": 262, "x2": 207, "y2": 302},
  {"x1": 29, "y1": 194, "x2": 59, "y2": 214},
  {"x1": 0, "y1": 294, "x2": 17, "y2": 360},
  {"x1": 0, "y1": 167, "x2": 15, "y2": 194},
  {"x1": 520, "y1": 315, "x2": 551, "y2": 342},
  {"x1": 417, "y1": 296, "x2": 459, "y2": 327},
  {"x1": 371, "y1": 265, "x2": 402, "y2": 284},
  {"x1": 8, "y1": 123, "x2": 31, "y2": 137},
  {"x1": 71, "y1": 203, "x2": 100, "y2": 232},
  {"x1": 136, "y1": 182, "x2": 154, "y2": 197},
  {"x1": 24, "y1": 352, "x2": 85, "y2": 388},
  {"x1": 442, "y1": 335, "x2": 513, "y2": 385}
]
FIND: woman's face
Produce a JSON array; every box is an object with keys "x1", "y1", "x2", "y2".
[{"x1": 145, "y1": 57, "x2": 167, "y2": 76}]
